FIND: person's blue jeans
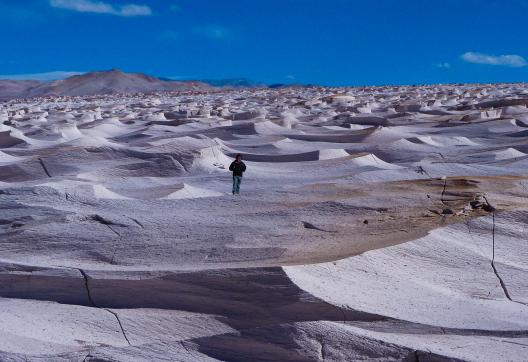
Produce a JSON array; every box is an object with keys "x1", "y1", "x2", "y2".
[{"x1": 232, "y1": 176, "x2": 242, "y2": 194}]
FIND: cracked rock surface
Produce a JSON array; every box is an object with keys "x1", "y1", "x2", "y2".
[{"x1": 1, "y1": 84, "x2": 528, "y2": 361}]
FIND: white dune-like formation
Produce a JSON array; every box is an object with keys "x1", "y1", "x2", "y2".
[
  {"x1": 0, "y1": 84, "x2": 527, "y2": 361},
  {"x1": 286, "y1": 218, "x2": 528, "y2": 330},
  {"x1": 163, "y1": 183, "x2": 223, "y2": 199},
  {"x1": 349, "y1": 153, "x2": 404, "y2": 169},
  {"x1": 318, "y1": 148, "x2": 350, "y2": 160},
  {"x1": 0, "y1": 150, "x2": 22, "y2": 163},
  {"x1": 59, "y1": 124, "x2": 83, "y2": 141},
  {"x1": 92, "y1": 184, "x2": 132, "y2": 200},
  {"x1": 0, "y1": 130, "x2": 25, "y2": 148},
  {"x1": 492, "y1": 147, "x2": 526, "y2": 160}
]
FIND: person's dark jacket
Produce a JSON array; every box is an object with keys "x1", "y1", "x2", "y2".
[{"x1": 229, "y1": 161, "x2": 246, "y2": 177}]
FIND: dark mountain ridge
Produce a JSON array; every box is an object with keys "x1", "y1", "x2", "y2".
[{"x1": 0, "y1": 69, "x2": 211, "y2": 100}]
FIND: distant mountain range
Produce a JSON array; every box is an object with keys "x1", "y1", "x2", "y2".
[
  {"x1": 198, "y1": 78, "x2": 264, "y2": 87},
  {"x1": 0, "y1": 69, "x2": 311, "y2": 101},
  {"x1": 0, "y1": 69, "x2": 213, "y2": 100},
  {"x1": 0, "y1": 80, "x2": 42, "y2": 100}
]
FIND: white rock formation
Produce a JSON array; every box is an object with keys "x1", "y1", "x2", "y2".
[{"x1": 0, "y1": 84, "x2": 527, "y2": 361}]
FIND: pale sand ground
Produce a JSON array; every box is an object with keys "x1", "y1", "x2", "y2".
[{"x1": 0, "y1": 84, "x2": 527, "y2": 361}]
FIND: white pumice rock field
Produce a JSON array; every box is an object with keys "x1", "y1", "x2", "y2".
[{"x1": 0, "y1": 83, "x2": 527, "y2": 361}]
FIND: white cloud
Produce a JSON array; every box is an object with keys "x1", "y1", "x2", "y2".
[
  {"x1": 461, "y1": 52, "x2": 527, "y2": 68},
  {"x1": 119, "y1": 4, "x2": 152, "y2": 16},
  {"x1": 0, "y1": 71, "x2": 84, "y2": 81},
  {"x1": 49, "y1": 0, "x2": 152, "y2": 17},
  {"x1": 435, "y1": 62, "x2": 451, "y2": 69}
]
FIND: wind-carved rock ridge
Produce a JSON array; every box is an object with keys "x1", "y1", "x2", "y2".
[
  {"x1": 1, "y1": 84, "x2": 528, "y2": 361},
  {"x1": 485, "y1": 204, "x2": 528, "y2": 307},
  {"x1": 78, "y1": 268, "x2": 132, "y2": 346}
]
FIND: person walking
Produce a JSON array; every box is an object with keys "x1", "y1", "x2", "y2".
[{"x1": 229, "y1": 154, "x2": 246, "y2": 195}]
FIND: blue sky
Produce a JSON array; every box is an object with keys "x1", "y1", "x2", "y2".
[{"x1": 0, "y1": 0, "x2": 527, "y2": 85}]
